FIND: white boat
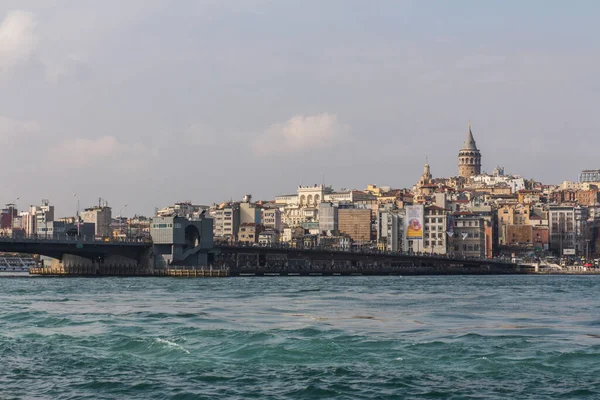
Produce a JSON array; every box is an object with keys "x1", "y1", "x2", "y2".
[{"x1": 0, "y1": 256, "x2": 38, "y2": 272}]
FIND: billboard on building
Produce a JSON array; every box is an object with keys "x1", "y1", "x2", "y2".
[
  {"x1": 563, "y1": 248, "x2": 576, "y2": 255},
  {"x1": 405, "y1": 205, "x2": 424, "y2": 240}
]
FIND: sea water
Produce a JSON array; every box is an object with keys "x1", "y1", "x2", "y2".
[{"x1": 1, "y1": 274, "x2": 599, "y2": 399}]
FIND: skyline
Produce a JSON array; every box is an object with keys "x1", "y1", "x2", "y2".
[{"x1": 1, "y1": 1, "x2": 599, "y2": 215}]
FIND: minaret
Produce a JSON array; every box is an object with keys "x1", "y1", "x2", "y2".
[
  {"x1": 420, "y1": 159, "x2": 432, "y2": 185},
  {"x1": 458, "y1": 121, "x2": 482, "y2": 178}
]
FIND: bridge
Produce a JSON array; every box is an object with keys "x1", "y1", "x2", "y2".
[
  {"x1": 0, "y1": 235, "x2": 151, "y2": 268},
  {"x1": 213, "y1": 245, "x2": 527, "y2": 275},
  {"x1": 0, "y1": 235, "x2": 528, "y2": 275}
]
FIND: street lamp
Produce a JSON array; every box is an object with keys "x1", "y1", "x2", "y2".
[{"x1": 73, "y1": 193, "x2": 80, "y2": 236}]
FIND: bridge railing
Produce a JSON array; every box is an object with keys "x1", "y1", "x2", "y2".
[
  {"x1": 0, "y1": 233, "x2": 151, "y2": 245},
  {"x1": 218, "y1": 242, "x2": 516, "y2": 264}
]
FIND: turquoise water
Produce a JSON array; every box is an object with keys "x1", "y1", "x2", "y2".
[{"x1": 1, "y1": 275, "x2": 599, "y2": 399}]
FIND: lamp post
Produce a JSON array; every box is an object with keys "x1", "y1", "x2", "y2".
[{"x1": 73, "y1": 193, "x2": 80, "y2": 236}]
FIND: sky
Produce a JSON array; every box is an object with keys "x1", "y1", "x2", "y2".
[{"x1": 1, "y1": 0, "x2": 599, "y2": 217}]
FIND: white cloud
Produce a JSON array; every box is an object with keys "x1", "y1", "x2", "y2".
[
  {"x1": 254, "y1": 113, "x2": 349, "y2": 156},
  {"x1": 47, "y1": 136, "x2": 155, "y2": 168},
  {"x1": 0, "y1": 10, "x2": 37, "y2": 76}
]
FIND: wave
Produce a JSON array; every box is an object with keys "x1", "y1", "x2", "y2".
[{"x1": 155, "y1": 338, "x2": 191, "y2": 354}]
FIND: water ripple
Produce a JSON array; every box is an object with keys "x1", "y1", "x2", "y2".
[{"x1": 0, "y1": 275, "x2": 599, "y2": 399}]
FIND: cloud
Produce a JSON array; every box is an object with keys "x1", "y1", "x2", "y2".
[
  {"x1": 47, "y1": 136, "x2": 156, "y2": 169},
  {"x1": 254, "y1": 113, "x2": 349, "y2": 156},
  {"x1": 0, "y1": 10, "x2": 37, "y2": 76}
]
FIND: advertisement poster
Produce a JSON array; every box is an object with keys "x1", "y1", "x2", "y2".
[{"x1": 405, "y1": 205, "x2": 424, "y2": 240}]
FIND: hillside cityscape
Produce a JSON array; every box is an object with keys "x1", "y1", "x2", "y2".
[{"x1": 2, "y1": 123, "x2": 600, "y2": 265}]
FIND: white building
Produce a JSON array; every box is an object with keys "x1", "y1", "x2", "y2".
[
  {"x1": 275, "y1": 194, "x2": 298, "y2": 206},
  {"x1": 470, "y1": 174, "x2": 526, "y2": 193},
  {"x1": 423, "y1": 206, "x2": 448, "y2": 255},
  {"x1": 297, "y1": 184, "x2": 333, "y2": 207},
  {"x1": 262, "y1": 208, "x2": 282, "y2": 232},
  {"x1": 324, "y1": 190, "x2": 375, "y2": 203},
  {"x1": 210, "y1": 203, "x2": 239, "y2": 240},
  {"x1": 377, "y1": 207, "x2": 405, "y2": 252}
]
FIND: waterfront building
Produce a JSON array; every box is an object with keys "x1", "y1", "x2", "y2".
[
  {"x1": 275, "y1": 194, "x2": 298, "y2": 206},
  {"x1": 548, "y1": 206, "x2": 576, "y2": 256},
  {"x1": 0, "y1": 204, "x2": 17, "y2": 231},
  {"x1": 338, "y1": 208, "x2": 371, "y2": 244},
  {"x1": 423, "y1": 205, "x2": 448, "y2": 254},
  {"x1": 376, "y1": 206, "x2": 405, "y2": 252},
  {"x1": 36, "y1": 220, "x2": 95, "y2": 239},
  {"x1": 80, "y1": 206, "x2": 112, "y2": 238},
  {"x1": 156, "y1": 202, "x2": 207, "y2": 218},
  {"x1": 35, "y1": 200, "x2": 54, "y2": 236},
  {"x1": 318, "y1": 234, "x2": 352, "y2": 250},
  {"x1": 211, "y1": 202, "x2": 240, "y2": 241},
  {"x1": 262, "y1": 208, "x2": 282, "y2": 232},
  {"x1": 449, "y1": 212, "x2": 487, "y2": 258},
  {"x1": 324, "y1": 190, "x2": 376, "y2": 203},
  {"x1": 281, "y1": 204, "x2": 319, "y2": 227},
  {"x1": 318, "y1": 202, "x2": 338, "y2": 233},
  {"x1": 19, "y1": 211, "x2": 34, "y2": 235},
  {"x1": 258, "y1": 230, "x2": 279, "y2": 246},
  {"x1": 240, "y1": 195, "x2": 261, "y2": 225},
  {"x1": 458, "y1": 122, "x2": 482, "y2": 178},
  {"x1": 280, "y1": 227, "x2": 305, "y2": 245},
  {"x1": 150, "y1": 215, "x2": 213, "y2": 267},
  {"x1": 238, "y1": 222, "x2": 264, "y2": 244},
  {"x1": 297, "y1": 184, "x2": 333, "y2": 207}
]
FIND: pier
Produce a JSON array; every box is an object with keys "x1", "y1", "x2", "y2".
[{"x1": 29, "y1": 266, "x2": 230, "y2": 277}]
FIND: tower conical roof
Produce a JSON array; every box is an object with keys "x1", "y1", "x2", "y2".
[{"x1": 462, "y1": 121, "x2": 478, "y2": 150}]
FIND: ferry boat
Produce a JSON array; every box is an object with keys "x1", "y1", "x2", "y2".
[{"x1": 0, "y1": 256, "x2": 38, "y2": 272}]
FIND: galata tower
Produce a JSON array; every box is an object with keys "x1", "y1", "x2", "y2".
[{"x1": 458, "y1": 121, "x2": 481, "y2": 178}]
